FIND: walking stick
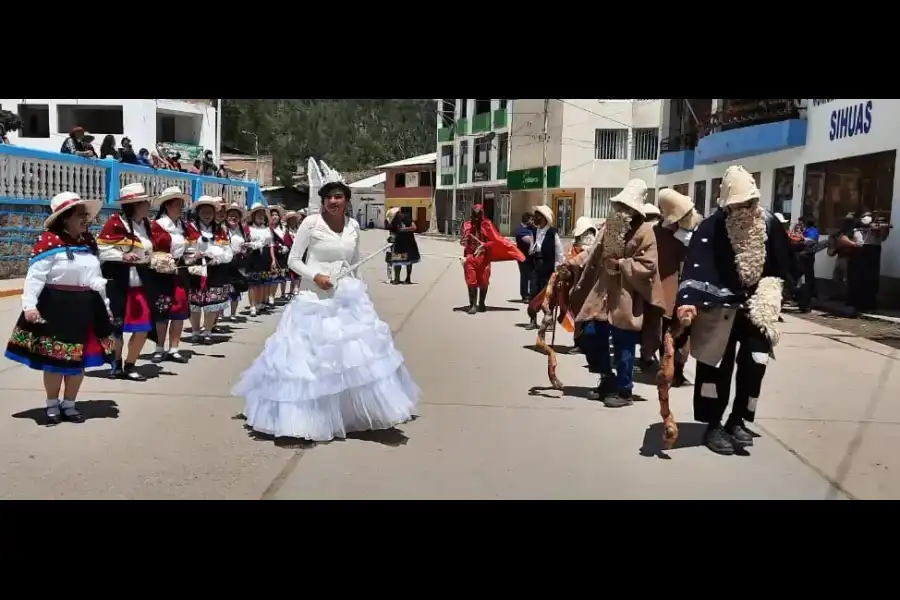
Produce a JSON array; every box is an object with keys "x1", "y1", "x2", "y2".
[{"x1": 656, "y1": 323, "x2": 680, "y2": 449}]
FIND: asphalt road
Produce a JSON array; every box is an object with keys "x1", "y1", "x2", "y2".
[{"x1": 0, "y1": 230, "x2": 897, "y2": 499}]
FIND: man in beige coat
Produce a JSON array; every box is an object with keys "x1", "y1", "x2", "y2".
[{"x1": 568, "y1": 180, "x2": 658, "y2": 408}]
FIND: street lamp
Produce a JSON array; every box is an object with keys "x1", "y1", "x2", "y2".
[{"x1": 241, "y1": 130, "x2": 260, "y2": 184}]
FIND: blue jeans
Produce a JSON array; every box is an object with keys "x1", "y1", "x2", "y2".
[{"x1": 581, "y1": 320, "x2": 639, "y2": 393}]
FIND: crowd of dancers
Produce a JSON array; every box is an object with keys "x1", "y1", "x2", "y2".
[{"x1": 4, "y1": 168, "x2": 419, "y2": 440}]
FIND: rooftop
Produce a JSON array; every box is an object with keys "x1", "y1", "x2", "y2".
[
  {"x1": 376, "y1": 152, "x2": 437, "y2": 169},
  {"x1": 349, "y1": 172, "x2": 386, "y2": 188}
]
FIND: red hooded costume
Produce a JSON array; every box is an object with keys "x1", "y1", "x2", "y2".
[{"x1": 461, "y1": 204, "x2": 525, "y2": 287}]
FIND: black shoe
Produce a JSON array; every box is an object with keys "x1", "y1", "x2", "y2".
[
  {"x1": 704, "y1": 425, "x2": 735, "y2": 455},
  {"x1": 45, "y1": 408, "x2": 62, "y2": 427},
  {"x1": 60, "y1": 404, "x2": 84, "y2": 424},
  {"x1": 589, "y1": 376, "x2": 616, "y2": 401},
  {"x1": 467, "y1": 304, "x2": 478, "y2": 315},
  {"x1": 404, "y1": 277, "x2": 412, "y2": 284},
  {"x1": 466, "y1": 289, "x2": 478, "y2": 314},
  {"x1": 726, "y1": 419, "x2": 754, "y2": 447},
  {"x1": 121, "y1": 363, "x2": 147, "y2": 382},
  {"x1": 525, "y1": 319, "x2": 538, "y2": 331},
  {"x1": 167, "y1": 351, "x2": 189, "y2": 364},
  {"x1": 477, "y1": 289, "x2": 488, "y2": 312},
  {"x1": 638, "y1": 356, "x2": 659, "y2": 373},
  {"x1": 603, "y1": 390, "x2": 634, "y2": 408},
  {"x1": 151, "y1": 351, "x2": 165, "y2": 364},
  {"x1": 672, "y1": 363, "x2": 690, "y2": 388}
]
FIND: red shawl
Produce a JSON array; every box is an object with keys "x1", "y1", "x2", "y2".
[
  {"x1": 97, "y1": 213, "x2": 143, "y2": 249},
  {"x1": 462, "y1": 218, "x2": 525, "y2": 262},
  {"x1": 30, "y1": 231, "x2": 96, "y2": 262},
  {"x1": 150, "y1": 218, "x2": 201, "y2": 253}
]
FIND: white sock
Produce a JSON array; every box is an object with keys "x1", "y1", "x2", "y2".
[
  {"x1": 46, "y1": 398, "x2": 60, "y2": 416},
  {"x1": 169, "y1": 344, "x2": 180, "y2": 353},
  {"x1": 60, "y1": 399, "x2": 76, "y2": 410}
]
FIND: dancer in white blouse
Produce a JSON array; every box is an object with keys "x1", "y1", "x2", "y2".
[
  {"x1": 233, "y1": 168, "x2": 419, "y2": 442},
  {"x1": 243, "y1": 203, "x2": 276, "y2": 317},
  {"x1": 187, "y1": 196, "x2": 235, "y2": 344},
  {"x1": 268, "y1": 205, "x2": 290, "y2": 303},
  {"x1": 223, "y1": 203, "x2": 250, "y2": 320},
  {"x1": 97, "y1": 182, "x2": 156, "y2": 381},
  {"x1": 5, "y1": 192, "x2": 115, "y2": 425}
]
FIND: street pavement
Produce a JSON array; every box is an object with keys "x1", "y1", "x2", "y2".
[{"x1": 0, "y1": 230, "x2": 897, "y2": 499}]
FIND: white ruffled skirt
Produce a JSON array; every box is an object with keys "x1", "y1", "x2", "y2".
[{"x1": 232, "y1": 277, "x2": 420, "y2": 441}]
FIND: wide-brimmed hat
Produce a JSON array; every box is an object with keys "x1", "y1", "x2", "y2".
[
  {"x1": 658, "y1": 188, "x2": 695, "y2": 226},
  {"x1": 610, "y1": 179, "x2": 648, "y2": 216},
  {"x1": 532, "y1": 205, "x2": 554, "y2": 225},
  {"x1": 267, "y1": 204, "x2": 287, "y2": 220},
  {"x1": 223, "y1": 203, "x2": 246, "y2": 220},
  {"x1": 719, "y1": 166, "x2": 760, "y2": 208},
  {"x1": 118, "y1": 182, "x2": 151, "y2": 205},
  {"x1": 385, "y1": 207, "x2": 401, "y2": 222},
  {"x1": 285, "y1": 211, "x2": 300, "y2": 221},
  {"x1": 247, "y1": 202, "x2": 268, "y2": 220},
  {"x1": 152, "y1": 186, "x2": 191, "y2": 208},
  {"x1": 44, "y1": 191, "x2": 102, "y2": 229},
  {"x1": 192, "y1": 195, "x2": 219, "y2": 212},
  {"x1": 643, "y1": 203, "x2": 661, "y2": 219},
  {"x1": 572, "y1": 216, "x2": 596, "y2": 238}
]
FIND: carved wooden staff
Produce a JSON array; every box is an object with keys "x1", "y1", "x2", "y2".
[
  {"x1": 535, "y1": 265, "x2": 573, "y2": 390},
  {"x1": 656, "y1": 322, "x2": 681, "y2": 449}
]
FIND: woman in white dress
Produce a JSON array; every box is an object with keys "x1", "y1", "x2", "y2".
[
  {"x1": 243, "y1": 204, "x2": 276, "y2": 317},
  {"x1": 233, "y1": 170, "x2": 420, "y2": 442}
]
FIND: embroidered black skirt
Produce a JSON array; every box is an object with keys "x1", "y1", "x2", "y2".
[
  {"x1": 5, "y1": 287, "x2": 115, "y2": 375},
  {"x1": 189, "y1": 263, "x2": 233, "y2": 312}
]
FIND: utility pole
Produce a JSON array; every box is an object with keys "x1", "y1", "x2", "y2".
[
  {"x1": 241, "y1": 130, "x2": 260, "y2": 184},
  {"x1": 541, "y1": 98, "x2": 550, "y2": 206}
]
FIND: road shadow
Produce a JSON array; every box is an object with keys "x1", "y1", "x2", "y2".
[
  {"x1": 639, "y1": 422, "x2": 708, "y2": 459},
  {"x1": 507, "y1": 298, "x2": 529, "y2": 304},
  {"x1": 12, "y1": 399, "x2": 120, "y2": 426},
  {"x1": 243, "y1": 422, "x2": 410, "y2": 449},
  {"x1": 86, "y1": 363, "x2": 169, "y2": 380},
  {"x1": 523, "y1": 343, "x2": 575, "y2": 354},
  {"x1": 452, "y1": 305, "x2": 519, "y2": 313},
  {"x1": 528, "y1": 385, "x2": 649, "y2": 405}
]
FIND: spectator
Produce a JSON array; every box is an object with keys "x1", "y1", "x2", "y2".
[
  {"x1": 217, "y1": 163, "x2": 228, "y2": 178},
  {"x1": 170, "y1": 152, "x2": 184, "y2": 172},
  {"x1": 151, "y1": 145, "x2": 171, "y2": 169},
  {"x1": 188, "y1": 159, "x2": 201, "y2": 174},
  {"x1": 0, "y1": 109, "x2": 23, "y2": 144},
  {"x1": 136, "y1": 148, "x2": 152, "y2": 167},
  {"x1": 81, "y1": 133, "x2": 98, "y2": 158},
  {"x1": 100, "y1": 135, "x2": 119, "y2": 160},
  {"x1": 60, "y1": 127, "x2": 94, "y2": 157},
  {"x1": 0, "y1": 123, "x2": 8, "y2": 144},
  {"x1": 118, "y1": 137, "x2": 138, "y2": 165},
  {"x1": 200, "y1": 150, "x2": 218, "y2": 176}
]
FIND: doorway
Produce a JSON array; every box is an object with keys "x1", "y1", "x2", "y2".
[
  {"x1": 553, "y1": 193, "x2": 576, "y2": 236},
  {"x1": 415, "y1": 207, "x2": 427, "y2": 232}
]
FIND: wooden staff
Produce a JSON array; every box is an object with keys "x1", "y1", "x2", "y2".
[
  {"x1": 656, "y1": 321, "x2": 680, "y2": 449},
  {"x1": 535, "y1": 265, "x2": 573, "y2": 391}
]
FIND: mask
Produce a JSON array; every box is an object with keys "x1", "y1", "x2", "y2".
[
  {"x1": 673, "y1": 228, "x2": 693, "y2": 247},
  {"x1": 861, "y1": 216, "x2": 873, "y2": 226}
]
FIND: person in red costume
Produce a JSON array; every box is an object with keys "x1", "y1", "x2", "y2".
[{"x1": 460, "y1": 204, "x2": 525, "y2": 314}]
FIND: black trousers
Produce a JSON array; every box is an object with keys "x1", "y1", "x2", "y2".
[
  {"x1": 517, "y1": 259, "x2": 535, "y2": 299},
  {"x1": 693, "y1": 311, "x2": 771, "y2": 426}
]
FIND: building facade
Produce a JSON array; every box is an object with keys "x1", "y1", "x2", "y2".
[
  {"x1": 378, "y1": 153, "x2": 437, "y2": 233},
  {"x1": 505, "y1": 99, "x2": 661, "y2": 236},
  {"x1": 434, "y1": 99, "x2": 510, "y2": 234},
  {"x1": 1, "y1": 98, "x2": 218, "y2": 157},
  {"x1": 656, "y1": 98, "x2": 900, "y2": 307}
]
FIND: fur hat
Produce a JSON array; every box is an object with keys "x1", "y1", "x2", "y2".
[
  {"x1": 611, "y1": 179, "x2": 648, "y2": 216},
  {"x1": 658, "y1": 188, "x2": 695, "y2": 226},
  {"x1": 719, "y1": 166, "x2": 760, "y2": 208},
  {"x1": 572, "y1": 216, "x2": 596, "y2": 238}
]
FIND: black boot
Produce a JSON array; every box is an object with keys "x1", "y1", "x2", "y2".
[
  {"x1": 703, "y1": 423, "x2": 736, "y2": 455},
  {"x1": 603, "y1": 389, "x2": 634, "y2": 408},
  {"x1": 404, "y1": 266, "x2": 412, "y2": 284},
  {"x1": 467, "y1": 287, "x2": 478, "y2": 315},
  {"x1": 525, "y1": 317, "x2": 538, "y2": 331},
  {"x1": 672, "y1": 361, "x2": 690, "y2": 388},
  {"x1": 638, "y1": 355, "x2": 659, "y2": 374},
  {"x1": 589, "y1": 375, "x2": 616, "y2": 401},
  {"x1": 392, "y1": 266, "x2": 401, "y2": 285},
  {"x1": 477, "y1": 288, "x2": 488, "y2": 312},
  {"x1": 725, "y1": 416, "x2": 754, "y2": 447}
]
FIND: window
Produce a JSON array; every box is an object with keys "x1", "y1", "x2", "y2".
[
  {"x1": 440, "y1": 144, "x2": 454, "y2": 168},
  {"x1": 591, "y1": 187, "x2": 622, "y2": 219},
  {"x1": 420, "y1": 171, "x2": 433, "y2": 187},
  {"x1": 498, "y1": 132, "x2": 508, "y2": 160},
  {"x1": 632, "y1": 128, "x2": 659, "y2": 161},
  {"x1": 594, "y1": 129, "x2": 628, "y2": 160},
  {"x1": 394, "y1": 172, "x2": 406, "y2": 188},
  {"x1": 474, "y1": 136, "x2": 491, "y2": 164},
  {"x1": 460, "y1": 140, "x2": 469, "y2": 166},
  {"x1": 499, "y1": 99, "x2": 508, "y2": 110},
  {"x1": 57, "y1": 105, "x2": 124, "y2": 135},
  {"x1": 694, "y1": 180, "x2": 707, "y2": 215},
  {"x1": 460, "y1": 99, "x2": 468, "y2": 118},
  {"x1": 673, "y1": 183, "x2": 689, "y2": 196},
  {"x1": 17, "y1": 104, "x2": 50, "y2": 138},
  {"x1": 475, "y1": 99, "x2": 491, "y2": 115},
  {"x1": 646, "y1": 188, "x2": 656, "y2": 205},
  {"x1": 440, "y1": 99, "x2": 456, "y2": 127},
  {"x1": 752, "y1": 171, "x2": 762, "y2": 189},
  {"x1": 711, "y1": 178, "x2": 722, "y2": 208},
  {"x1": 773, "y1": 167, "x2": 794, "y2": 217}
]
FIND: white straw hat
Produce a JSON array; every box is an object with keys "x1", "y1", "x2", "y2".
[
  {"x1": 223, "y1": 203, "x2": 247, "y2": 220},
  {"x1": 572, "y1": 216, "x2": 596, "y2": 238},
  {"x1": 267, "y1": 204, "x2": 287, "y2": 220},
  {"x1": 118, "y1": 182, "x2": 151, "y2": 205},
  {"x1": 532, "y1": 205, "x2": 554, "y2": 225},
  {"x1": 152, "y1": 186, "x2": 191, "y2": 208},
  {"x1": 44, "y1": 191, "x2": 102, "y2": 229},
  {"x1": 192, "y1": 195, "x2": 219, "y2": 211}
]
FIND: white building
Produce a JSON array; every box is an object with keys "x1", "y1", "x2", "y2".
[
  {"x1": 656, "y1": 98, "x2": 900, "y2": 306},
  {"x1": 435, "y1": 99, "x2": 511, "y2": 233},
  {"x1": 349, "y1": 172, "x2": 386, "y2": 228},
  {"x1": 504, "y1": 99, "x2": 661, "y2": 236},
  {"x1": 0, "y1": 98, "x2": 218, "y2": 157}
]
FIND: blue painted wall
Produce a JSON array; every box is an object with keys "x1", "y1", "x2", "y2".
[
  {"x1": 658, "y1": 149, "x2": 696, "y2": 175},
  {"x1": 0, "y1": 144, "x2": 262, "y2": 279},
  {"x1": 695, "y1": 119, "x2": 808, "y2": 165}
]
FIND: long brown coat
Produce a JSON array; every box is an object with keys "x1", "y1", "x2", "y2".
[
  {"x1": 568, "y1": 221, "x2": 658, "y2": 332},
  {"x1": 649, "y1": 225, "x2": 688, "y2": 317}
]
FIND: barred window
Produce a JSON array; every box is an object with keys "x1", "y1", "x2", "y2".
[
  {"x1": 594, "y1": 129, "x2": 628, "y2": 160},
  {"x1": 591, "y1": 187, "x2": 622, "y2": 219},
  {"x1": 632, "y1": 128, "x2": 659, "y2": 161}
]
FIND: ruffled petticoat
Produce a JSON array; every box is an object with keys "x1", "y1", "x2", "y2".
[{"x1": 232, "y1": 277, "x2": 420, "y2": 441}]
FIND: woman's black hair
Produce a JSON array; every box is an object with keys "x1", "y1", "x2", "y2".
[
  {"x1": 249, "y1": 210, "x2": 268, "y2": 228},
  {"x1": 318, "y1": 181, "x2": 352, "y2": 201},
  {"x1": 154, "y1": 198, "x2": 191, "y2": 233},
  {"x1": 100, "y1": 135, "x2": 117, "y2": 159},
  {"x1": 48, "y1": 207, "x2": 98, "y2": 258},
  {"x1": 193, "y1": 203, "x2": 218, "y2": 239},
  {"x1": 120, "y1": 202, "x2": 147, "y2": 251}
]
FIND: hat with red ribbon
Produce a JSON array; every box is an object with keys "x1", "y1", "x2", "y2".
[{"x1": 44, "y1": 191, "x2": 102, "y2": 229}]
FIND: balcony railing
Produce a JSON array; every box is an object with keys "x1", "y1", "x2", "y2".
[
  {"x1": 702, "y1": 99, "x2": 803, "y2": 136},
  {"x1": 471, "y1": 112, "x2": 492, "y2": 134},
  {"x1": 0, "y1": 144, "x2": 261, "y2": 279},
  {"x1": 473, "y1": 162, "x2": 491, "y2": 182},
  {"x1": 660, "y1": 132, "x2": 698, "y2": 153}
]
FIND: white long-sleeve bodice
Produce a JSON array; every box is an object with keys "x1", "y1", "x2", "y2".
[
  {"x1": 98, "y1": 219, "x2": 152, "y2": 287},
  {"x1": 247, "y1": 225, "x2": 273, "y2": 251},
  {"x1": 287, "y1": 215, "x2": 360, "y2": 298},
  {"x1": 23, "y1": 249, "x2": 108, "y2": 311},
  {"x1": 228, "y1": 227, "x2": 246, "y2": 254},
  {"x1": 195, "y1": 222, "x2": 234, "y2": 265},
  {"x1": 156, "y1": 215, "x2": 190, "y2": 259}
]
